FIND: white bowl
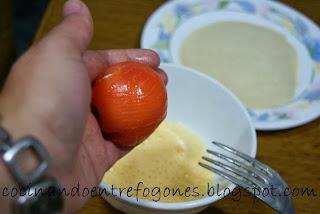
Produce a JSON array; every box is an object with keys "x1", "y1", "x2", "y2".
[{"x1": 99, "y1": 63, "x2": 257, "y2": 214}]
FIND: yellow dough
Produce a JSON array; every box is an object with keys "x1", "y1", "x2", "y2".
[{"x1": 103, "y1": 120, "x2": 214, "y2": 202}]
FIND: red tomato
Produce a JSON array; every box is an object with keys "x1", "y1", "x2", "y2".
[{"x1": 92, "y1": 62, "x2": 167, "y2": 146}]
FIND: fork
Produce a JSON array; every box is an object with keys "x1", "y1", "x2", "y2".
[{"x1": 199, "y1": 141, "x2": 295, "y2": 214}]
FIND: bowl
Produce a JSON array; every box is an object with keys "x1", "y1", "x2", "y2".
[{"x1": 99, "y1": 63, "x2": 257, "y2": 214}]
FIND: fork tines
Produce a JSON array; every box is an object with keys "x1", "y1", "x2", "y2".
[
  {"x1": 199, "y1": 141, "x2": 295, "y2": 214},
  {"x1": 199, "y1": 141, "x2": 271, "y2": 191}
]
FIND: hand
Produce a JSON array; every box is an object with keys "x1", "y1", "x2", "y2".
[{"x1": 0, "y1": 0, "x2": 166, "y2": 213}]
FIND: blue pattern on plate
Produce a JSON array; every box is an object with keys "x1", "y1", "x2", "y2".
[
  {"x1": 175, "y1": 4, "x2": 193, "y2": 18},
  {"x1": 293, "y1": 18, "x2": 308, "y2": 36},
  {"x1": 159, "y1": 26, "x2": 171, "y2": 41},
  {"x1": 234, "y1": 0, "x2": 256, "y2": 13},
  {"x1": 304, "y1": 37, "x2": 320, "y2": 62},
  {"x1": 257, "y1": 112, "x2": 269, "y2": 121},
  {"x1": 303, "y1": 82, "x2": 320, "y2": 102},
  {"x1": 304, "y1": 90, "x2": 320, "y2": 102}
]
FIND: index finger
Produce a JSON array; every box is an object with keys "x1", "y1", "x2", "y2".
[{"x1": 83, "y1": 49, "x2": 160, "y2": 81}]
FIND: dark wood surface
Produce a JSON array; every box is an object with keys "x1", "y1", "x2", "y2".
[
  {"x1": 0, "y1": 0, "x2": 15, "y2": 85},
  {"x1": 35, "y1": 1, "x2": 320, "y2": 213}
]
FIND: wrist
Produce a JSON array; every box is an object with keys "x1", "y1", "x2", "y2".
[
  {"x1": 0, "y1": 126, "x2": 64, "y2": 214},
  {"x1": 0, "y1": 107, "x2": 67, "y2": 169},
  {"x1": 0, "y1": 109, "x2": 42, "y2": 213}
]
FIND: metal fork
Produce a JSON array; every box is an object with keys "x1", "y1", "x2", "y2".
[{"x1": 199, "y1": 141, "x2": 295, "y2": 214}]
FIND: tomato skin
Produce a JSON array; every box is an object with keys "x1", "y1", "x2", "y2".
[{"x1": 92, "y1": 62, "x2": 167, "y2": 146}]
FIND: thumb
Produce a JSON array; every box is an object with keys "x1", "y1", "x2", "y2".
[{"x1": 37, "y1": 0, "x2": 93, "y2": 55}]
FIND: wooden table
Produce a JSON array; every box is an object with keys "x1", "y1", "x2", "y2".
[
  {"x1": 35, "y1": 1, "x2": 320, "y2": 213},
  {"x1": 0, "y1": 0, "x2": 15, "y2": 85}
]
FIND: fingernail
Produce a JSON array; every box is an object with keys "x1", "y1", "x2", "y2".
[{"x1": 63, "y1": 0, "x2": 83, "y2": 17}]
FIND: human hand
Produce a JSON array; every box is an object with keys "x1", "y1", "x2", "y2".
[{"x1": 0, "y1": 0, "x2": 166, "y2": 213}]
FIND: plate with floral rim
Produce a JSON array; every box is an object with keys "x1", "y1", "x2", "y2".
[{"x1": 141, "y1": 0, "x2": 320, "y2": 130}]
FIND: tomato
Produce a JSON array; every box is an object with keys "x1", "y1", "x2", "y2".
[{"x1": 92, "y1": 62, "x2": 167, "y2": 146}]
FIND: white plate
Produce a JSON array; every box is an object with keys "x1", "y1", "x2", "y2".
[{"x1": 141, "y1": 0, "x2": 320, "y2": 130}]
